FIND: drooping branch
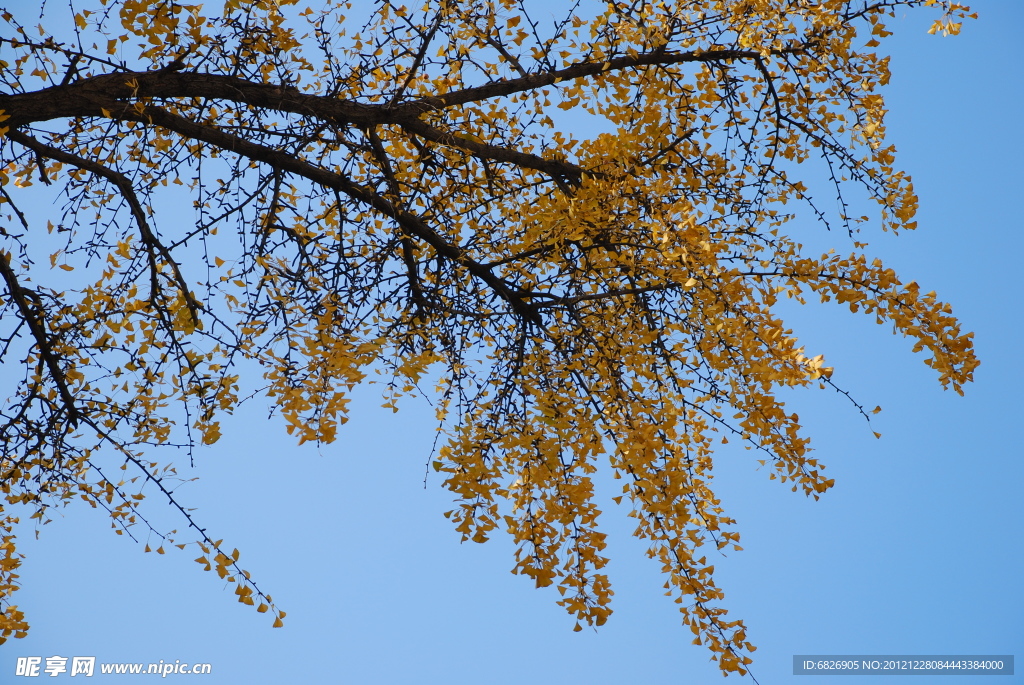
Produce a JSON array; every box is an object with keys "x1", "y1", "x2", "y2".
[
  {"x1": 0, "y1": 250, "x2": 81, "y2": 427},
  {"x1": 6, "y1": 130, "x2": 202, "y2": 326},
  {"x1": 400, "y1": 118, "x2": 587, "y2": 187},
  {"x1": 364, "y1": 126, "x2": 427, "y2": 313}
]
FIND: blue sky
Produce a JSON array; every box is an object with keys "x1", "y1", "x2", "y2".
[{"x1": 3, "y1": 2, "x2": 1021, "y2": 683}]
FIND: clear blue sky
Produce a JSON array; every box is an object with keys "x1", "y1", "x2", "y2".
[{"x1": 3, "y1": 2, "x2": 1021, "y2": 683}]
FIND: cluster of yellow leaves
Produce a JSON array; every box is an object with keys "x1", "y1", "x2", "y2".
[
  {"x1": 114, "y1": 0, "x2": 207, "y2": 60},
  {"x1": 0, "y1": 510, "x2": 28, "y2": 644},
  {"x1": 192, "y1": 542, "x2": 285, "y2": 626}
]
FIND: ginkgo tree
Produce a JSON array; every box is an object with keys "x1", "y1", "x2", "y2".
[{"x1": 0, "y1": 0, "x2": 978, "y2": 676}]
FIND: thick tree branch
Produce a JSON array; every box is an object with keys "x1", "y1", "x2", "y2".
[
  {"x1": 400, "y1": 46, "x2": 802, "y2": 112},
  {"x1": 0, "y1": 46, "x2": 782, "y2": 194},
  {"x1": 0, "y1": 71, "x2": 386, "y2": 129},
  {"x1": 0, "y1": 47, "x2": 792, "y2": 130},
  {"x1": 94, "y1": 102, "x2": 542, "y2": 325}
]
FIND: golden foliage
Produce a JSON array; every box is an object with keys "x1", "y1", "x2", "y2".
[{"x1": 0, "y1": 0, "x2": 977, "y2": 674}]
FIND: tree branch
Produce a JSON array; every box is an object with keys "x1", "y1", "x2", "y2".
[
  {"x1": 99, "y1": 102, "x2": 542, "y2": 325},
  {"x1": 6, "y1": 130, "x2": 202, "y2": 327},
  {"x1": 0, "y1": 47, "x2": 795, "y2": 130},
  {"x1": 0, "y1": 250, "x2": 81, "y2": 427}
]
